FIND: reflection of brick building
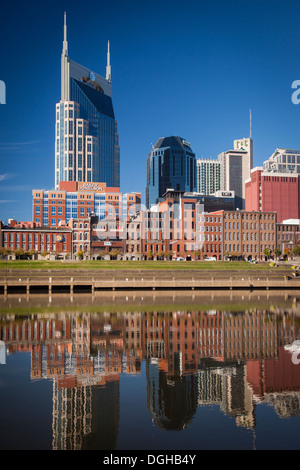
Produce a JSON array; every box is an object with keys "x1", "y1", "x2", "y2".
[
  {"x1": 1, "y1": 308, "x2": 300, "y2": 438},
  {"x1": 223, "y1": 311, "x2": 278, "y2": 362},
  {"x1": 197, "y1": 311, "x2": 224, "y2": 360},
  {"x1": 247, "y1": 346, "x2": 300, "y2": 419}
]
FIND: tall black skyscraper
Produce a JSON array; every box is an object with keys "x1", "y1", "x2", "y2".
[{"x1": 146, "y1": 136, "x2": 196, "y2": 208}]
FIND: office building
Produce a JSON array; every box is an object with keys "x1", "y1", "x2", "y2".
[
  {"x1": 196, "y1": 158, "x2": 221, "y2": 195},
  {"x1": 56, "y1": 13, "x2": 120, "y2": 189},
  {"x1": 245, "y1": 167, "x2": 300, "y2": 223},
  {"x1": 32, "y1": 181, "x2": 141, "y2": 226},
  {"x1": 146, "y1": 136, "x2": 196, "y2": 208},
  {"x1": 218, "y1": 137, "x2": 253, "y2": 209},
  {"x1": 263, "y1": 148, "x2": 300, "y2": 174}
]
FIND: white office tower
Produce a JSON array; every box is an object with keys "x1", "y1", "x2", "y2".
[
  {"x1": 196, "y1": 158, "x2": 221, "y2": 195},
  {"x1": 218, "y1": 137, "x2": 253, "y2": 209},
  {"x1": 263, "y1": 148, "x2": 300, "y2": 173}
]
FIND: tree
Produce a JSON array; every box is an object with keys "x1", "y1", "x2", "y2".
[
  {"x1": 27, "y1": 250, "x2": 37, "y2": 260},
  {"x1": 293, "y1": 244, "x2": 300, "y2": 256},
  {"x1": 77, "y1": 250, "x2": 84, "y2": 260},
  {"x1": 0, "y1": 247, "x2": 11, "y2": 258},
  {"x1": 110, "y1": 249, "x2": 122, "y2": 260},
  {"x1": 164, "y1": 250, "x2": 173, "y2": 260},
  {"x1": 263, "y1": 247, "x2": 271, "y2": 260},
  {"x1": 156, "y1": 250, "x2": 166, "y2": 260},
  {"x1": 274, "y1": 247, "x2": 282, "y2": 259},
  {"x1": 94, "y1": 249, "x2": 106, "y2": 260},
  {"x1": 14, "y1": 248, "x2": 24, "y2": 259},
  {"x1": 192, "y1": 250, "x2": 201, "y2": 260},
  {"x1": 40, "y1": 250, "x2": 48, "y2": 259}
]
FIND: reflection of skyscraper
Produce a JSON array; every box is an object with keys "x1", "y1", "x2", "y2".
[
  {"x1": 52, "y1": 380, "x2": 92, "y2": 450},
  {"x1": 82, "y1": 381, "x2": 120, "y2": 450},
  {"x1": 0, "y1": 340, "x2": 6, "y2": 364},
  {"x1": 52, "y1": 379, "x2": 120, "y2": 450},
  {"x1": 56, "y1": 13, "x2": 120, "y2": 189},
  {"x1": 146, "y1": 359, "x2": 198, "y2": 430}
]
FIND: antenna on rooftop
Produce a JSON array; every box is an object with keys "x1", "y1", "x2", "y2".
[{"x1": 250, "y1": 108, "x2": 252, "y2": 139}]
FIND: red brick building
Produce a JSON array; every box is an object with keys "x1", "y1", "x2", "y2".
[
  {"x1": 0, "y1": 220, "x2": 72, "y2": 259},
  {"x1": 245, "y1": 167, "x2": 300, "y2": 223}
]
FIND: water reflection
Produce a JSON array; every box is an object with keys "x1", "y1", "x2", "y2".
[{"x1": 0, "y1": 297, "x2": 300, "y2": 450}]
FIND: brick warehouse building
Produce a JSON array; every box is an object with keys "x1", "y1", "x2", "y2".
[
  {"x1": 0, "y1": 220, "x2": 72, "y2": 259},
  {"x1": 222, "y1": 210, "x2": 277, "y2": 261},
  {"x1": 135, "y1": 189, "x2": 233, "y2": 260},
  {"x1": 124, "y1": 189, "x2": 277, "y2": 261}
]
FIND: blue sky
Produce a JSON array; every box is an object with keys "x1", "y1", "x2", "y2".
[{"x1": 1, "y1": 0, "x2": 300, "y2": 222}]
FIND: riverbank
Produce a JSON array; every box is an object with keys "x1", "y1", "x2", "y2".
[
  {"x1": 0, "y1": 259, "x2": 297, "y2": 271},
  {"x1": 1, "y1": 259, "x2": 300, "y2": 294}
]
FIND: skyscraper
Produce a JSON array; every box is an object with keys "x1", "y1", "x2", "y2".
[
  {"x1": 196, "y1": 158, "x2": 221, "y2": 195},
  {"x1": 55, "y1": 13, "x2": 120, "y2": 190},
  {"x1": 218, "y1": 137, "x2": 253, "y2": 209},
  {"x1": 146, "y1": 136, "x2": 196, "y2": 208}
]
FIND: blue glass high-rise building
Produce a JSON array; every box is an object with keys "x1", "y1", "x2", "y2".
[
  {"x1": 55, "y1": 13, "x2": 120, "y2": 189},
  {"x1": 146, "y1": 136, "x2": 196, "y2": 208}
]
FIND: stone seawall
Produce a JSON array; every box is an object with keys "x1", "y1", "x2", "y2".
[{"x1": 1, "y1": 268, "x2": 300, "y2": 294}]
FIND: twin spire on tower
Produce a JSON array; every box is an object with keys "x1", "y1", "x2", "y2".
[
  {"x1": 62, "y1": 11, "x2": 68, "y2": 57},
  {"x1": 62, "y1": 12, "x2": 111, "y2": 82},
  {"x1": 106, "y1": 40, "x2": 111, "y2": 82}
]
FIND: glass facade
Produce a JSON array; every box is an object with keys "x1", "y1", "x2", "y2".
[
  {"x1": 55, "y1": 81, "x2": 120, "y2": 190},
  {"x1": 146, "y1": 137, "x2": 196, "y2": 208}
]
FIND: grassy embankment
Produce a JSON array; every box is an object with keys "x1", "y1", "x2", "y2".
[{"x1": 0, "y1": 259, "x2": 291, "y2": 271}]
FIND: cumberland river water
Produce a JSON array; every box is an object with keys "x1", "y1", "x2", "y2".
[{"x1": 0, "y1": 291, "x2": 300, "y2": 451}]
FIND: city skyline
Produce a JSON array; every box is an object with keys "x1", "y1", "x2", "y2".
[{"x1": 1, "y1": 0, "x2": 300, "y2": 221}]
